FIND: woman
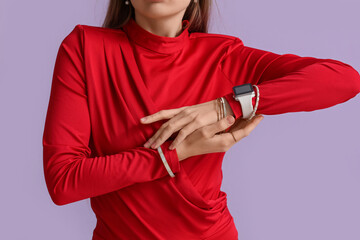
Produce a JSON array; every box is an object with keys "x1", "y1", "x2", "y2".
[{"x1": 42, "y1": 0, "x2": 360, "y2": 239}]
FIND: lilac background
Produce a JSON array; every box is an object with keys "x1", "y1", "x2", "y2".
[{"x1": 0, "y1": 0, "x2": 359, "y2": 239}]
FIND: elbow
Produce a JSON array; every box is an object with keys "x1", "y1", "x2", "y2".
[
  {"x1": 44, "y1": 171, "x2": 73, "y2": 206},
  {"x1": 50, "y1": 194, "x2": 68, "y2": 206},
  {"x1": 43, "y1": 154, "x2": 90, "y2": 206},
  {"x1": 49, "y1": 189, "x2": 71, "y2": 206},
  {"x1": 343, "y1": 64, "x2": 360, "y2": 98},
  {"x1": 43, "y1": 152, "x2": 81, "y2": 206},
  {"x1": 46, "y1": 180, "x2": 72, "y2": 206},
  {"x1": 337, "y1": 60, "x2": 360, "y2": 96},
  {"x1": 339, "y1": 61, "x2": 360, "y2": 95},
  {"x1": 349, "y1": 66, "x2": 360, "y2": 95},
  {"x1": 320, "y1": 60, "x2": 360, "y2": 98}
]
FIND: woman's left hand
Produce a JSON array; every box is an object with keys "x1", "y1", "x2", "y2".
[{"x1": 141, "y1": 99, "x2": 233, "y2": 150}]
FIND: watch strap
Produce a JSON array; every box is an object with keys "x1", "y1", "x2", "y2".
[{"x1": 236, "y1": 93, "x2": 255, "y2": 119}]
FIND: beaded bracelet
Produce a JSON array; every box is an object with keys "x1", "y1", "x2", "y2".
[{"x1": 248, "y1": 85, "x2": 260, "y2": 121}]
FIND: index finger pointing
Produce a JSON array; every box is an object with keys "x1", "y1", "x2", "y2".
[{"x1": 140, "y1": 107, "x2": 186, "y2": 124}]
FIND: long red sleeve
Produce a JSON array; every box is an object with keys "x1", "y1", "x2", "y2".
[
  {"x1": 42, "y1": 25, "x2": 180, "y2": 206},
  {"x1": 221, "y1": 38, "x2": 360, "y2": 119}
]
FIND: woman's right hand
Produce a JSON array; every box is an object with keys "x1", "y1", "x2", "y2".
[{"x1": 175, "y1": 114, "x2": 264, "y2": 161}]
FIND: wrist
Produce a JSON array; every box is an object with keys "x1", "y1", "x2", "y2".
[
  {"x1": 222, "y1": 93, "x2": 242, "y2": 119},
  {"x1": 223, "y1": 98, "x2": 235, "y2": 117}
]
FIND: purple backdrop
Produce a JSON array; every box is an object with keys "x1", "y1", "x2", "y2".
[{"x1": 1, "y1": 0, "x2": 359, "y2": 239}]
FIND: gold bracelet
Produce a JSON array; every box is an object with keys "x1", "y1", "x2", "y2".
[
  {"x1": 219, "y1": 97, "x2": 223, "y2": 119},
  {"x1": 216, "y1": 98, "x2": 220, "y2": 121},
  {"x1": 218, "y1": 97, "x2": 227, "y2": 134},
  {"x1": 216, "y1": 98, "x2": 221, "y2": 121},
  {"x1": 220, "y1": 97, "x2": 226, "y2": 119}
]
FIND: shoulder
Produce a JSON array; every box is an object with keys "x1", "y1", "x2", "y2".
[
  {"x1": 190, "y1": 32, "x2": 243, "y2": 46},
  {"x1": 190, "y1": 32, "x2": 244, "y2": 54},
  {"x1": 62, "y1": 24, "x2": 127, "y2": 45},
  {"x1": 189, "y1": 32, "x2": 245, "y2": 59},
  {"x1": 80, "y1": 24, "x2": 126, "y2": 36}
]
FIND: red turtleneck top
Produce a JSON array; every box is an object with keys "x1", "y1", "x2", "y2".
[{"x1": 43, "y1": 18, "x2": 360, "y2": 240}]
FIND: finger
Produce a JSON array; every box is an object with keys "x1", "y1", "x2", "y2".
[
  {"x1": 202, "y1": 115, "x2": 236, "y2": 138},
  {"x1": 146, "y1": 111, "x2": 195, "y2": 149},
  {"x1": 205, "y1": 115, "x2": 264, "y2": 153},
  {"x1": 209, "y1": 115, "x2": 264, "y2": 151},
  {"x1": 140, "y1": 106, "x2": 187, "y2": 124},
  {"x1": 144, "y1": 110, "x2": 189, "y2": 148},
  {"x1": 144, "y1": 111, "x2": 185, "y2": 148},
  {"x1": 232, "y1": 115, "x2": 264, "y2": 141},
  {"x1": 168, "y1": 116, "x2": 203, "y2": 150}
]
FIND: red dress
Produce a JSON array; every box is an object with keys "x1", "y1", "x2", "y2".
[{"x1": 43, "y1": 17, "x2": 360, "y2": 239}]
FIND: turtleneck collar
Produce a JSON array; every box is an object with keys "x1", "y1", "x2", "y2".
[{"x1": 121, "y1": 18, "x2": 190, "y2": 54}]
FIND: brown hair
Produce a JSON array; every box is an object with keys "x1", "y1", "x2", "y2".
[{"x1": 102, "y1": 0, "x2": 213, "y2": 33}]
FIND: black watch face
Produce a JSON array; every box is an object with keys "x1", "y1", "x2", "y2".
[{"x1": 233, "y1": 83, "x2": 253, "y2": 95}]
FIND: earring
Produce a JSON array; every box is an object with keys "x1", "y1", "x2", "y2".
[{"x1": 125, "y1": 0, "x2": 129, "y2": 5}]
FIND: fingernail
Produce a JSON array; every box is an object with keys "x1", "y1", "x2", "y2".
[
  {"x1": 227, "y1": 115, "x2": 235, "y2": 124},
  {"x1": 151, "y1": 143, "x2": 156, "y2": 149},
  {"x1": 140, "y1": 117, "x2": 147, "y2": 122}
]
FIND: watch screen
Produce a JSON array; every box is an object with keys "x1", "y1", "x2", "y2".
[{"x1": 233, "y1": 84, "x2": 253, "y2": 95}]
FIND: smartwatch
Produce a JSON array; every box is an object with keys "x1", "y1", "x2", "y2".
[{"x1": 232, "y1": 83, "x2": 256, "y2": 119}]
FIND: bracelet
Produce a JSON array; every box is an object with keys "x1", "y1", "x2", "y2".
[
  {"x1": 157, "y1": 146, "x2": 175, "y2": 178},
  {"x1": 215, "y1": 98, "x2": 220, "y2": 121},
  {"x1": 216, "y1": 97, "x2": 228, "y2": 134},
  {"x1": 220, "y1": 97, "x2": 227, "y2": 133},
  {"x1": 248, "y1": 85, "x2": 260, "y2": 121},
  {"x1": 217, "y1": 97, "x2": 224, "y2": 120},
  {"x1": 216, "y1": 97, "x2": 222, "y2": 121},
  {"x1": 220, "y1": 97, "x2": 227, "y2": 119}
]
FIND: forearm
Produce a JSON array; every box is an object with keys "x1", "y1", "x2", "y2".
[
  {"x1": 43, "y1": 141, "x2": 180, "y2": 206},
  {"x1": 219, "y1": 38, "x2": 360, "y2": 119}
]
